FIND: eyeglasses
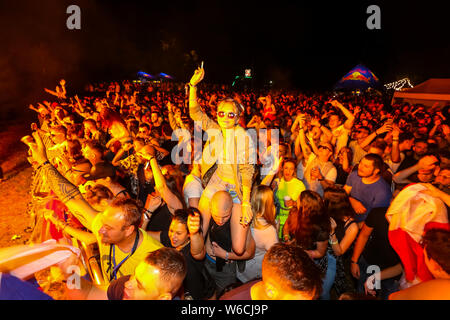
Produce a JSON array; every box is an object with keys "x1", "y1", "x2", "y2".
[
  {"x1": 319, "y1": 145, "x2": 332, "y2": 152},
  {"x1": 218, "y1": 111, "x2": 237, "y2": 119}
]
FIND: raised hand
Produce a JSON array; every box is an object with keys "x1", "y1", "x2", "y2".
[
  {"x1": 310, "y1": 117, "x2": 321, "y2": 127},
  {"x1": 418, "y1": 155, "x2": 439, "y2": 171},
  {"x1": 391, "y1": 123, "x2": 401, "y2": 139},
  {"x1": 29, "y1": 130, "x2": 49, "y2": 166},
  {"x1": 187, "y1": 211, "x2": 201, "y2": 235},
  {"x1": 167, "y1": 101, "x2": 173, "y2": 112},
  {"x1": 296, "y1": 113, "x2": 306, "y2": 128},
  {"x1": 377, "y1": 121, "x2": 393, "y2": 135},
  {"x1": 271, "y1": 155, "x2": 283, "y2": 175},
  {"x1": 330, "y1": 217, "x2": 337, "y2": 234},
  {"x1": 189, "y1": 66, "x2": 205, "y2": 86}
]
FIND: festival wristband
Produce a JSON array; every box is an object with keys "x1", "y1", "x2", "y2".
[{"x1": 36, "y1": 160, "x2": 50, "y2": 171}]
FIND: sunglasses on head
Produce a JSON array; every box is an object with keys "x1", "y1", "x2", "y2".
[{"x1": 218, "y1": 111, "x2": 237, "y2": 119}]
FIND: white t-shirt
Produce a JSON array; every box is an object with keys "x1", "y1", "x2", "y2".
[
  {"x1": 183, "y1": 173, "x2": 204, "y2": 206},
  {"x1": 332, "y1": 124, "x2": 350, "y2": 154},
  {"x1": 349, "y1": 140, "x2": 367, "y2": 166},
  {"x1": 298, "y1": 153, "x2": 337, "y2": 196},
  {"x1": 237, "y1": 225, "x2": 278, "y2": 283}
]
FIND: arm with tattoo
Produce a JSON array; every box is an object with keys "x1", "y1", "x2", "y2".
[
  {"x1": 30, "y1": 129, "x2": 98, "y2": 230},
  {"x1": 40, "y1": 163, "x2": 98, "y2": 230}
]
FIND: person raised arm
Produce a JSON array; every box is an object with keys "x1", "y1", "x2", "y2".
[
  {"x1": 329, "y1": 217, "x2": 359, "y2": 256},
  {"x1": 142, "y1": 146, "x2": 184, "y2": 214},
  {"x1": 330, "y1": 100, "x2": 355, "y2": 130},
  {"x1": 393, "y1": 155, "x2": 438, "y2": 185},
  {"x1": 188, "y1": 66, "x2": 217, "y2": 131},
  {"x1": 420, "y1": 183, "x2": 450, "y2": 207},
  {"x1": 359, "y1": 120, "x2": 392, "y2": 150},
  {"x1": 297, "y1": 114, "x2": 312, "y2": 161},
  {"x1": 187, "y1": 210, "x2": 206, "y2": 260},
  {"x1": 310, "y1": 117, "x2": 332, "y2": 141},
  {"x1": 29, "y1": 130, "x2": 98, "y2": 230},
  {"x1": 167, "y1": 101, "x2": 178, "y2": 131},
  {"x1": 390, "y1": 123, "x2": 401, "y2": 163}
]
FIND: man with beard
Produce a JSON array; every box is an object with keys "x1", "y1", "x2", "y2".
[{"x1": 344, "y1": 153, "x2": 392, "y2": 226}]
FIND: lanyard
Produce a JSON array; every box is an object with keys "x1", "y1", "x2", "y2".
[{"x1": 108, "y1": 230, "x2": 140, "y2": 281}]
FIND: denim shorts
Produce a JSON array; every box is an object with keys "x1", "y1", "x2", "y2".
[{"x1": 202, "y1": 171, "x2": 241, "y2": 204}]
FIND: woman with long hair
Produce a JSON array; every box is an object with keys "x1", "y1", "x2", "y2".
[
  {"x1": 283, "y1": 190, "x2": 333, "y2": 299},
  {"x1": 323, "y1": 186, "x2": 359, "y2": 298},
  {"x1": 237, "y1": 185, "x2": 279, "y2": 283}
]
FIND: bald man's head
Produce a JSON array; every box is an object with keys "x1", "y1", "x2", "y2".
[{"x1": 210, "y1": 191, "x2": 233, "y2": 226}]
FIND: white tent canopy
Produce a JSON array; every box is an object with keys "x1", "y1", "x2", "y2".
[{"x1": 392, "y1": 78, "x2": 450, "y2": 107}]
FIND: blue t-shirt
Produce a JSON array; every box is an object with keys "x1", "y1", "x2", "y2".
[{"x1": 345, "y1": 170, "x2": 392, "y2": 222}]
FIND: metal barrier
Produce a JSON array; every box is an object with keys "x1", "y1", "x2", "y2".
[{"x1": 27, "y1": 168, "x2": 105, "y2": 286}]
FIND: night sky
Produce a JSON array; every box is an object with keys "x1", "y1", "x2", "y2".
[{"x1": 0, "y1": 0, "x2": 449, "y2": 118}]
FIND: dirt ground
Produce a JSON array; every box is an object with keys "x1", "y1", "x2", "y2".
[
  {"x1": 0, "y1": 120, "x2": 70, "y2": 299},
  {"x1": 0, "y1": 120, "x2": 34, "y2": 248}
]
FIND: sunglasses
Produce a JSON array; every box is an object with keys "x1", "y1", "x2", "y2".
[
  {"x1": 319, "y1": 145, "x2": 332, "y2": 152},
  {"x1": 218, "y1": 111, "x2": 237, "y2": 119}
]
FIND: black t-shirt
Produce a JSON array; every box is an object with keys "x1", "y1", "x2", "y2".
[
  {"x1": 160, "y1": 230, "x2": 215, "y2": 300},
  {"x1": 363, "y1": 207, "x2": 401, "y2": 270},
  {"x1": 335, "y1": 164, "x2": 350, "y2": 186},
  {"x1": 146, "y1": 204, "x2": 172, "y2": 233},
  {"x1": 397, "y1": 154, "x2": 418, "y2": 173}
]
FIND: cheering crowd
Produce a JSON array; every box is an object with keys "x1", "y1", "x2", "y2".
[{"x1": 15, "y1": 66, "x2": 450, "y2": 300}]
